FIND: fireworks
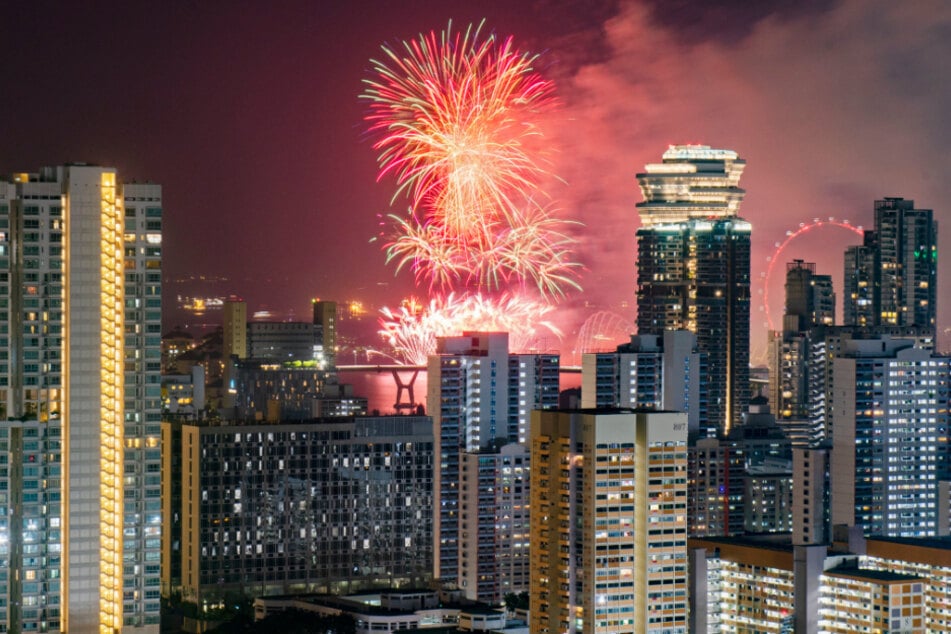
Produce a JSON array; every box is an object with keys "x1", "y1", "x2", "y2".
[
  {"x1": 363, "y1": 21, "x2": 580, "y2": 360},
  {"x1": 379, "y1": 293, "x2": 561, "y2": 365}
]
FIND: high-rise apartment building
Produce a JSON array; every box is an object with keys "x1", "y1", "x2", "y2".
[
  {"x1": 687, "y1": 438, "x2": 745, "y2": 538},
  {"x1": 635, "y1": 145, "x2": 751, "y2": 435},
  {"x1": 843, "y1": 198, "x2": 937, "y2": 333},
  {"x1": 690, "y1": 533, "x2": 951, "y2": 633},
  {"x1": 530, "y1": 409, "x2": 688, "y2": 634},
  {"x1": 427, "y1": 332, "x2": 558, "y2": 588},
  {"x1": 428, "y1": 332, "x2": 509, "y2": 585},
  {"x1": 768, "y1": 260, "x2": 834, "y2": 433},
  {"x1": 830, "y1": 337, "x2": 951, "y2": 537},
  {"x1": 738, "y1": 400, "x2": 792, "y2": 535},
  {"x1": 508, "y1": 353, "x2": 559, "y2": 443},
  {"x1": 792, "y1": 446, "x2": 831, "y2": 546},
  {"x1": 458, "y1": 443, "x2": 530, "y2": 604},
  {"x1": 783, "y1": 259, "x2": 834, "y2": 332},
  {"x1": 581, "y1": 331, "x2": 704, "y2": 433},
  {"x1": 0, "y1": 165, "x2": 162, "y2": 633},
  {"x1": 222, "y1": 298, "x2": 248, "y2": 360}
]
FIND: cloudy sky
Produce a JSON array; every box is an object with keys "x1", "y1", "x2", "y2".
[{"x1": 1, "y1": 0, "x2": 948, "y2": 357}]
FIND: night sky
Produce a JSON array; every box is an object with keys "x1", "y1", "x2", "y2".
[{"x1": 2, "y1": 0, "x2": 949, "y2": 358}]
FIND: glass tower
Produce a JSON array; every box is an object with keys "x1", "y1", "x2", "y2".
[
  {"x1": 635, "y1": 146, "x2": 751, "y2": 435},
  {"x1": 843, "y1": 198, "x2": 937, "y2": 333}
]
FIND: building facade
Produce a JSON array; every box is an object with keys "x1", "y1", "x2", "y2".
[
  {"x1": 162, "y1": 416, "x2": 433, "y2": 606},
  {"x1": 768, "y1": 261, "x2": 834, "y2": 423},
  {"x1": 530, "y1": 409, "x2": 688, "y2": 634},
  {"x1": 843, "y1": 198, "x2": 937, "y2": 334},
  {"x1": 690, "y1": 533, "x2": 951, "y2": 633},
  {"x1": 507, "y1": 353, "x2": 559, "y2": 444},
  {"x1": 830, "y1": 338, "x2": 951, "y2": 537},
  {"x1": 0, "y1": 165, "x2": 162, "y2": 632},
  {"x1": 687, "y1": 438, "x2": 745, "y2": 538},
  {"x1": 635, "y1": 145, "x2": 751, "y2": 435},
  {"x1": 427, "y1": 332, "x2": 558, "y2": 589},
  {"x1": 581, "y1": 331, "x2": 704, "y2": 434},
  {"x1": 458, "y1": 443, "x2": 530, "y2": 604}
]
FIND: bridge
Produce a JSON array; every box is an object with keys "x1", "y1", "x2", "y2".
[
  {"x1": 337, "y1": 364, "x2": 426, "y2": 412},
  {"x1": 336, "y1": 364, "x2": 581, "y2": 411}
]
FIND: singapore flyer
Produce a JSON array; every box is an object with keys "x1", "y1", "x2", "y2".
[{"x1": 758, "y1": 217, "x2": 864, "y2": 332}]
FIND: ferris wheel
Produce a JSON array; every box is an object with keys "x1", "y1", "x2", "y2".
[{"x1": 758, "y1": 217, "x2": 865, "y2": 332}]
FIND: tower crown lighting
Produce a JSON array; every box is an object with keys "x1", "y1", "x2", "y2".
[{"x1": 637, "y1": 144, "x2": 747, "y2": 226}]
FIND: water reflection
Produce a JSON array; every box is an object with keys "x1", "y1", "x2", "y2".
[
  {"x1": 339, "y1": 369, "x2": 581, "y2": 416},
  {"x1": 339, "y1": 370, "x2": 429, "y2": 415}
]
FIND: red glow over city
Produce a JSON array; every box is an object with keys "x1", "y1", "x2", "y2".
[{"x1": 1, "y1": 1, "x2": 948, "y2": 355}]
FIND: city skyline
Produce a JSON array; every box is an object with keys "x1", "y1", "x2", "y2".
[{"x1": 2, "y1": 1, "x2": 950, "y2": 357}]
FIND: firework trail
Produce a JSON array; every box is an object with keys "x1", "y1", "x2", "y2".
[
  {"x1": 363, "y1": 21, "x2": 580, "y2": 360},
  {"x1": 379, "y1": 293, "x2": 562, "y2": 365}
]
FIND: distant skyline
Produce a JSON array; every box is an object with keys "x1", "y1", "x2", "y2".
[{"x1": 2, "y1": 0, "x2": 949, "y2": 357}]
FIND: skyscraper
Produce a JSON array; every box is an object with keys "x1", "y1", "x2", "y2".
[
  {"x1": 783, "y1": 260, "x2": 834, "y2": 332},
  {"x1": 459, "y1": 443, "x2": 530, "y2": 604},
  {"x1": 635, "y1": 145, "x2": 751, "y2": 435},
  {"x1": 530, "y1": 409, "x2": 688, "y2": 634},
  {"x1": 768, "y1": 260, "x2": 834, "y2": 422},
  {"x1": 830, "y1": 337, "x2": 950, "y2": 537},
  {"x1": 843, "y1": 197, "x2": 937, "y2": 333},
  {"x1": 0, "y1": 166, "x2": 162, "y2": 632},
  {"x1": 427, "y1": 332, "x2": 558, "y2": 588}
]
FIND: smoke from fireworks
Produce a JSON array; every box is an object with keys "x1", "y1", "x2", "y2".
[{"x1": 363, "y1": 21, "x2": 580, "y2": 359}]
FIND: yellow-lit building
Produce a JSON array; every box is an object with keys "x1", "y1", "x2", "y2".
[
  {"x1": 689, "y1": 535, "x2": 798, "y2": 633},
  {"x1": 0, "y1": 166, "x2": 162, "y2": 633},
  {"x1": 864, "y1": 537, "x2": 951, "y2": 633},
  {"x1": 530, "y1": 408, "x2": 688, "y2": 634},
  {"x1": 820, "y1": 566, "x2": 924, "y2": 633},
  {"x1": 690, "y1": 533, "x2": 951, "y2": 633}
]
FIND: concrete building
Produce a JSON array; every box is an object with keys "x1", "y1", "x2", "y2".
[
  {"x1": 222, "y1": 298, "x2": 248, "y2": 360},
  {"x1": 530, "y1": 409, "x2": 688, "y2": 634},
  {"x1": 312, "y1": 299, "x2": 337, "y2": 368},
  {"x1": 581, "y1": 331, "x2": 703, "y2": 434},
  {"x1": 820, "y1": 565, "x2": 924, "y2": 633},
  {"x1": 799, "y1": 325, "x2": 934, "y2": 445},
  {"x1": 162, "y1": 327, "x2": 195, "y2": 372},
  {"x1": 0, "y1": 166, "x2": 162, "y2": 632},
  {"x1": 247, "y1": 321, "x2": 320, "y2": 362},
  {"x1": 252, "y1": 592, "x2": 516, "y2": 634},
  {"x1": 792, "y1": 446, "x2": 831, "y2": 546},
  {"x1": 783, "y1": 260, "x2": 834, "y2": 332},
  {"x1": 690, "y1": 532, "x2": 951, "y2": 633},
  {"x1": 687, "y1": 437, "x2": 745, "y2": 538},
  {"x1": 230, "y1": 359, "x2": 367, "y2": 421},
  {"x1": 768, "y1": 261, "x2": 834, "y2": 424},
  {"x1": 843, "y1": 198, "x2": 937, "y2": 334},
  {"x1": 830, "y1": 337, "x2": 951, "y2": 537},
  {"x1": 459, "y1": 443, "x2": 530, "y2": 604},
  {"x1": 507, "y1": 353, "x2": 559, "y2": 444},
  {"x1": 163, "y1": 365, "x2": 206, "y2": 417},
  {"x1": 427, "y1": 332, "x2": 558, "y2": 589},
  {"x1": 635, "y1": 145, "x2": 751, "y2": 436},
  {"x1": 161, "y1": 416, "x2": 434, "y2": 609}
]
